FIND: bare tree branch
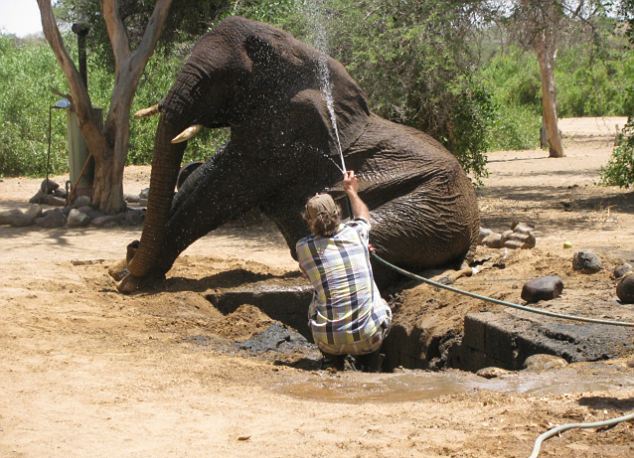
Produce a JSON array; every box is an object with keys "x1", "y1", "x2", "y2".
[
  {"x1": 130, "y1": 0, "x2": 173, "y2": 76},
  {"x1": 102, "y1": 0, "x2": 131, "y2": 69},
  {"x1": 36, "y1": 0, "x2": 107, "y2": 159}
]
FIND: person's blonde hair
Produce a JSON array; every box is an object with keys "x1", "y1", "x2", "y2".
[{"x1": 304, "y1": 194, "x2": 341, "y2": 237}]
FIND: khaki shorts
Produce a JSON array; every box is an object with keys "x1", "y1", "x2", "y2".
[{"x1": 317, "y1": 306, "x2": 392, "y2": 356}]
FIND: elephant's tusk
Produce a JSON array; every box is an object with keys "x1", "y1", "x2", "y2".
[
  {"x1": 171, "y1": 124, "x2": 203, "y2": 144},
  {"x1": 134, "y1": 104, "x2": 160, "y2": 118}
]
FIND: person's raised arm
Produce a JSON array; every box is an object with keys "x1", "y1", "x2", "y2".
[{"x1": 343, "y1": 170, "x2": 370, "y2": 221}]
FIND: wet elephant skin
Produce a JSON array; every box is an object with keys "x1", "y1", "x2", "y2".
[{"x1": 125, "y1": 16, "x2": 480, "y2": 287}]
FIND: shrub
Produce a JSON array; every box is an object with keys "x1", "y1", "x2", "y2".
[{"x1": 601, "y1": 117, "x2": 634, "y2": 188}]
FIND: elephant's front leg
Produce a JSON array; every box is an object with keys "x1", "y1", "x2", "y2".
[{"x1": 155, "y1": 147, "x2": 272, "y2": 275}]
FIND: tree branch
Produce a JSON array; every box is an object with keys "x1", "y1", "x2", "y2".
[
  {"x1": 102, "y1": 0, "x2": 131, "y2": 69},
  {"x1": 131, "y1": 0, "x2": 173, "y2": 71},
  {"x1": 36, "y1": 0, "x2": 106, "y2": 158}
]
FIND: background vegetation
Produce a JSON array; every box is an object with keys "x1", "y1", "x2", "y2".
[{"x1": 0, "y1": 0, "x2": 632, "y2": 183}]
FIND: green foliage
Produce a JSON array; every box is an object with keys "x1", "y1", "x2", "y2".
[
  {"x1": 3, "y1": 1, "x2": 633, "y2": 180},
  {"x1": 601, "y1": 116, "x2": 634, "y2": 187},
  {"x1": 0, "y1": 35, "x2": 71, "y2": 176},
  {"x1": 259, "y1": 0, "x2": 498, "y2": 182}
]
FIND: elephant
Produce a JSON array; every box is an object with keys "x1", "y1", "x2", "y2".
[{"x1": 119, "y1": 16, "x2": 479, "y2": 292}]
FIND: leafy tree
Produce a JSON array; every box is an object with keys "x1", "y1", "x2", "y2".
[
  {"x1": 37, "y1": 0, "x2": 230, "y2": 213},
  {"x1": 249, "y1": 0, "x2": 500, "y2": 182}
]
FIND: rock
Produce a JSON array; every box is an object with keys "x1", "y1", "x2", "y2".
[
  {"x1": 511, "y1": 222, "x2": 534, "y2": 235},
  {"x1": 124, "y1": 193, "x2": 140, "y2": 203},
  {"x1": 501, "y1": 230, "x2": 514, "y2": 241},
  {"x1": 77, "y1": 205, "x2": 103, "y2": 219},
  {"x1": 482, "y1": 232, "x2": 504, "y2": 248},
  {"x1": 505, "y1": 231, "x2": 536, "y2": 249},
  {"x1": 572, "y1": 250, "x2": 602, "y2": 274},
  {"x1": 478, "y1": 227, "x2": 492, "y2": 244},
  {"x1": 613, "y1": 263, "x2": 633, "y2": 279},
  {"x1": 616, "y1": 273, "x2": 634, "y2": 304},
  {"x1": 67, "y1": 208, "x2": 91, "y2": 227},
  {"x1": 476, "y1": 366, "x2": 510, "y2": 379},
  {"x1": 92, "y1": 214, "x2": 123, "y2": 227},
  {"x1": 139, "y1": 188, "x2": 150, "y2": 199},
  {"x1": 35, "y1": 208, "x2": 66, "y2": 228},
  {"x1": 123, "y1": 208, "x2": 145, "y2": 226},
  {"x1": 41, "y1": 194, "x2": 67, "y2": 206},
  {"x1": 29, "y1": 190, "x2": 45, "y2": 204},
  {"x1": 40, "y1": 178, "x2": 59, "y2": 193},
  {"x1": 504, "y1": 240, "x2": 524, "y2": 250},
  {"x1": 521, "y1": 275, "x2": 564, "y2": 303},
  {"x1": 52, "y1": 187, "x2": 67, "y2": 198},
  {"x1": 0, "y1": 205, "x2": 42, "y2": 227},
  {"x1": 30, "y1": 190, "x2": 65, "y2": 205},
  {"x1": 0, "y1": 209, "x2": 23, "y2": 226},
  {"x1": 71, "y1": 195, "x2": 92, "y2": 209},
  {"x1": 523, "y1": 354, "x2": 568, "y2": 371}
]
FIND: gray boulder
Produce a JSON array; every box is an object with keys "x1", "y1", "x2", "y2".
[
  {"x1": 482, "y1": 232, "x2": 504, "y2": 248},
  {"x1": 123, "y1": 208, "x2": 145, "y2": 226},
  {"x1": 71, "y1": 195, "x2": 92, "y2": 209},
  {"x1": 478, "y1": 227, "x2": 492, "y2": 244},
  {"x1": 511, "y1": 222, "x2": 534, "y2": 235},
  {"x1": 572, "y1": 250, "x2": 602, "y2": 274},
  {"x1": 616, "y1": 273, "x2": 634, "y2": 304},
  {"x1": 139, "y1": 187, "x2": 150, "y2": 200},
  {"x1": 35, "y1": 208, "x2": 67, "y2": 228},
  {"x1": 521, "y1": 275, "x2": 564, "y2": 303},
  {"x1": 0, "y1": 209, "x2": 22, "y2": 226},
  {"x1": 613, "y1": 263, "x2": 633, "y2": 280},
  {"x1": 0, "y1": 205, "x2": 42, "y2": 227},
  {"x1": 40, "y1": 178, "x2": 59, "y2": 194},
  {"x1": 67, "y1": 208, "x2": 91, "y2": 227},
  {"x1": 92, "y1": 214, "x2": 123, "y2": 227}
]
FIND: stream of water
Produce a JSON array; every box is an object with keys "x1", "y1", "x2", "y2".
[{"x1": 296, "y1": 0, "x2": 347, "y2": 173}]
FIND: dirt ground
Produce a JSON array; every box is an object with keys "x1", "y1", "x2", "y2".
[{"x1": 1, "y1": 117, "x2": 634, "y2": 457}]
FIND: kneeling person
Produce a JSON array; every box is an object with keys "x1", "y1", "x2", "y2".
[{"x1": 296, "y1": 171, "x2": 392, "y2": 370}]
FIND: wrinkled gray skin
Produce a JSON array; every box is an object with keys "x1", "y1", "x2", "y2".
[{"x1": 123, "y1": 16, "x2": 479, "y2": 290}]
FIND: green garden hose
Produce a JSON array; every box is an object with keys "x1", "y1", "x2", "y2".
[{"x1": 371, "y1": 252, "x2": 634, "y2": 327}]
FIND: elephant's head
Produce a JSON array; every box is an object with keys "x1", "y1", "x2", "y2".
[{"x1": 123, "y1": 17, "x2": 370, "y2": 290}]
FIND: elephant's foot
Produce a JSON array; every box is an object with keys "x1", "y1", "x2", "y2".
[{"x1": 117, "y1": 273, "x2": 143, "y2": 294}]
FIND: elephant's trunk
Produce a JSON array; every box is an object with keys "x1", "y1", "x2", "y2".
[{"x1": 127, "y1": 116, "x2": 187, "y2": 278}]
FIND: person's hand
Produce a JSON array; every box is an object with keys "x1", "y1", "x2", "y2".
[
  {"x1": 368, "y1": 242, "x2": 376, "y2": 253},
  {"x1": 343, "y1": 170, "x2": 359, "y2": 195}
]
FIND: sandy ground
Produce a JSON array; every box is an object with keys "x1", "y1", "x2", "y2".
[{"x1": 1, "y1": 117, "x2": 634, "y2": 457}]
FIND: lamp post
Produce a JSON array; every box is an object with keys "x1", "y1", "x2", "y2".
[{"x1": 46, "y1": 98, "x2": 71, "y2": 187}]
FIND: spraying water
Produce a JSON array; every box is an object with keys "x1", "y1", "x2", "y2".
[{"x1": 297, "y1": 0, "x2": 346, "y2": 173}]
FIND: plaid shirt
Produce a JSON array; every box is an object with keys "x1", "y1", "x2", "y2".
[{"x1": 296, "y1": 218, "x2": 390, "y2": 347}]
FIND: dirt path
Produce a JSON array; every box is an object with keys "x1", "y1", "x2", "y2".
[{"x1": 1, "y1": 118, "x2": 633, "y2": 457}]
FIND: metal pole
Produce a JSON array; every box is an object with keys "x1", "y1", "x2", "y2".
[
  {"x1": 46, "y1": 106, "x2": 53, "y2": 185},
  {"x1": 71, "y1": 23, "x2": 90, "y2": 89}
]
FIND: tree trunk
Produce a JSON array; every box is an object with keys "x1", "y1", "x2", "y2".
[
  {"x1": 92, "y1": 151, "x2": 125, "y2": 213},
  {"x1": 537, "y1": 42, "x2": 564, "y2": 158},
  {"x1": 37, "y1": 0, "x2": 173, "y2": 214}
]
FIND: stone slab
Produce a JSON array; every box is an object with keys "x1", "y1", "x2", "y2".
[{"x1": 456, "y1": 311, "x2": 634, "y2": 372}]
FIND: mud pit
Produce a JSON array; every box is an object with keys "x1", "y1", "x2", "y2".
[{"x1": 2, "y1": 118, "x2": 634, "y2": 457}]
